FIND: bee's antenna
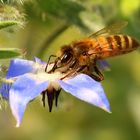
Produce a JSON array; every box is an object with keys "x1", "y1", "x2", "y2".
[
  {"x1": 48, "y1": 57, "x2": 62, "y2": 73},
  {"x1": 45, "y1": 55, "x2": 57, "y2": 72}
]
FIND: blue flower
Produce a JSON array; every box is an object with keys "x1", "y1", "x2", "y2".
[{"x1": 0, "y1": 57, "x2": 111, "y2": 127}]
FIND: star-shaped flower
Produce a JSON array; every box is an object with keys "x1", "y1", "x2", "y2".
[{"x1": 0, "y1": 57, "x2": 111, "y2": 127}]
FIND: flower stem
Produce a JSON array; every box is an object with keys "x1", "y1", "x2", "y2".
[{"x1": 37, "y1": 24, "x2": 70, "y2": 57}]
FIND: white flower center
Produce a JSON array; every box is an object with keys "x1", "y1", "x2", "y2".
[
  {"x1": 32, "y1": 62, "x2": 71, "y2": 82},
  {"x1": 32, "y1": 71, "x2": 63, "y2": 82},
  {"x1": 29, "y1": 62, "x2": 65, "y2": 90}
]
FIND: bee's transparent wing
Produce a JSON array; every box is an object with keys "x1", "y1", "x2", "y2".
[{"x1": 88, "y1": 21, "x2": 128, "y2": 38}]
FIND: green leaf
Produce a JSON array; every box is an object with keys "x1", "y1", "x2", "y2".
[
  {"x1": 0, "y1": 4, "x2": 25, "y2": 29},
  {"x1": 0, "y1": 20, "x2": 21, "y2": 29},
  {"x1": 0, "y1": 48, "x2": 22, "y2": 59},
  {"x1": 36, "y1": 0, "x2": 86, "y2": 28}
]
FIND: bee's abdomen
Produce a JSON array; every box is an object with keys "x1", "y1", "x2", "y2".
[
  {"x1": 106, "y1": 35, "x2": 139, "y2": 50},
  {"x1": 95, "y1": 35, "x2": 139, "y2": 59}
]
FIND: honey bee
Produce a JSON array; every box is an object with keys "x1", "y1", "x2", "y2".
[{"x1": 46, "y1": 21, "x2": 140, "y2": 81}]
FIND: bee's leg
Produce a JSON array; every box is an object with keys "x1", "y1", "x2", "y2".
[
  {"x1": 88, "y1": 73, "x2": 103, "y2": 81},
  {"x1": 84, "y1": 65, "x2": 104, "y2": 82},
  {"x1": 60, "y1": 65, "x2": 86, "y2": 80},
  {"x1": 93, "y1": 65, "x2": 104, "y2": 81}
]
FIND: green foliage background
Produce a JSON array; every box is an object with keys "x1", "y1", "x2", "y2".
[{"x1": 0, "y1": 0, "x2": 140, "y2": 140}]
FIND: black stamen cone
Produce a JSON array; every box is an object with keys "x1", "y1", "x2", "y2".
[
  {"x1": 55, "y1": 89, "x2": 61, "y2": 107},
  {"x1": 47, "y1": 88, "x2": 54, "y2": 112},
  {"x1": 41, "y1": 91, "x2": 46, "y2": 107}
]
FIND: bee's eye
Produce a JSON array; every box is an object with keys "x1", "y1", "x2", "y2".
[
  {"x1": 61, "y1": 52, "x2": 72, "y2": 63},
  {"x1": 82, "y1": 51, "x2": 87, "y2": 56}
]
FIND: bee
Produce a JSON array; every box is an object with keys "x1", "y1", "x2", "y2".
[{"x1": 45, "y1": 21, "x2": 140, "y2": 81}]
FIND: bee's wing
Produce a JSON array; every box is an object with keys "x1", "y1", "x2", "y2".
[
  {"x1": 96, "y1": 60, "x2": 110, "y2": 71},
  {"x1": 88, "y1": 21, "x2": 128, "y2": 38}
]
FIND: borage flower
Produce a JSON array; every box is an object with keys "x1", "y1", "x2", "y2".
[{"x1": 0, "y1": 57, "x2": 111, "y2": 127}]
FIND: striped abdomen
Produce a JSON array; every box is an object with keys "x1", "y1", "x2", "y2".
[{"x1": 94, "y1": 35, "x2": 140, "y2": 59}]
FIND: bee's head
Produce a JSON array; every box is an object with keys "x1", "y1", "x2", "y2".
[
  {"x1": 58, "y1": 45, "x2": 74, "y2": 65},
  {"x1": 47, "y1": 45, "x2": 74, "y2": 73}
]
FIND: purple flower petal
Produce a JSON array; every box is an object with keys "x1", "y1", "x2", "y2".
[
  {"x1": 6, "y1": 59, "x2": 37, "y2": 78},
  {"x1": 58, "y1": 74, "x2": 111, "y2": 113},
  {"x1": 9, "y1": 74, "x2": 49, "y2": 127}
]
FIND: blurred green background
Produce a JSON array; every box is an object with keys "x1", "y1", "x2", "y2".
[{"x1": 0, "y1": 0, "x2": 140, "y2": 140}]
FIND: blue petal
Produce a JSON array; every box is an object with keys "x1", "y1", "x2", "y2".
[
  {"x1": 58, "y1": 74, "x2": 111, "y2": 113},
  {"x1": 6, "y1": 59, "x2": 36, "y2": 78},
  {"x1": 0, "y1": 83, "x2": 11, "y2": 100},
  {"x1": 96, "y1": 60, "x2": 110, "y2": 71},
  {"x1": 9, "y1": 74, "x2": 49, "y2": 127},
  {"x1": 0, "y1": 59, "x2": 36, "y2": 100},
  {"x1": 34, "y1": 57, "x2": 46, "y2": 65}
]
